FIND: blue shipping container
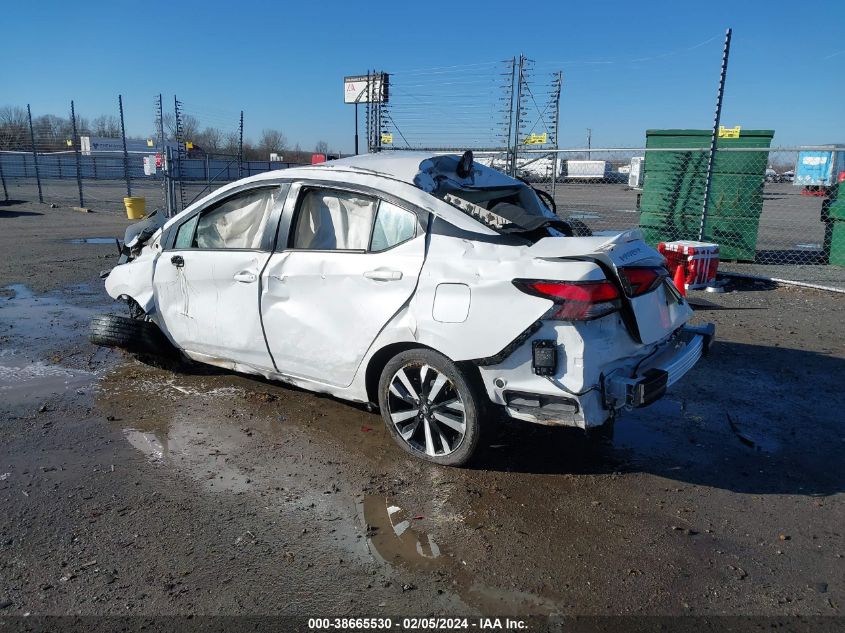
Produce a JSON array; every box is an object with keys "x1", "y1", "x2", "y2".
[{"x1": 794, "y1": 147, "x2": 845, "y2": 187}]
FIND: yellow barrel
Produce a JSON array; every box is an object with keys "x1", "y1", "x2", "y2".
[{"x1": 124, "y1": 197, "x2": 146, "y2": 220}]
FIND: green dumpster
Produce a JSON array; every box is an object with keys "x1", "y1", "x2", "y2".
[
  {"x1": 827, "y1": 183, "x2": 845, "y2": 266},
  {"x1": 639, "y1": 129, "x2": 774, "y2": 261}
]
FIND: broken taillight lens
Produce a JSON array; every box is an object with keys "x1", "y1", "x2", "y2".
[
  {"x1": 513, "y1": 279, "x2": 621, "y2": 321},
  {"x1": 618, "y1": 266, "x2": 666, "y2": 297}
]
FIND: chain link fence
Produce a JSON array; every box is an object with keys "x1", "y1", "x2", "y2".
[
  {"x1": 504, "y1": 145, "x2": 844, "y2": 268},
  {"x1": 0, "y1": 99, "x2": 308, "y2": 217}
]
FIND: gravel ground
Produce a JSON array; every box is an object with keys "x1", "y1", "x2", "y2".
[{"x1": 0, "y1": 200, "x2": 843, "y2": 627}]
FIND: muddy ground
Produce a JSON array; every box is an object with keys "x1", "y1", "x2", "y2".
[{"x1": 0, "y1": 201, "x2": 843, "y2": 625}]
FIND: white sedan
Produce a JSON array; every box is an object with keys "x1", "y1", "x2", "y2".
[{"x1": 94, "y1": 151, "x2": 714, "y2": 466}]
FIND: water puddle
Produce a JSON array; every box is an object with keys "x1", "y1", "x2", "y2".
[
  {"x1": 0, "y1": 355, "x2": 94, "y2": 402},
  {"x1": 67, "y1": 237, "x2": 119, "y2": 245},
  {"x1": 0, "y1": 284, "x2": 109, "y2": 407},
  {"x1": 362, "y1": 496, "x2": 442, "y2": 569}
]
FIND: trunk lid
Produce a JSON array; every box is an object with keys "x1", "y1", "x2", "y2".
[{"x1": 530, "y1": 229, "x2": 692, "y2": 344}]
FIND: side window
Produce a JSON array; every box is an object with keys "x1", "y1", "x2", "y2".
[
  {"x1": 370, "y1": 201, "x2": 417, "y2": 252},
  {"x1": 291, "y1": 189, "x2": 377, "y2": 250},
  {"x1": 192, "y1": 187, "x2": 280, "y2": 250},
  {"x1": 174, "y1": 215, "x2": 198, "y2": 249}
]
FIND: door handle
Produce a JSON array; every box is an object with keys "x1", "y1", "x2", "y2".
[
  {"x1": 233, "y1": 270, "x2": 258, "y2": 283},
  {"x1": 363, "y1": 269, "x2": 402, "y2": 281},
  {"x1": 170, "y1": 255, "x2": 184, "y2": 268}
]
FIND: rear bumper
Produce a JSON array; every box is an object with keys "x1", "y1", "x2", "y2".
[{"x1": 604, "y1": 323, "x2": 715, "y2": 408}]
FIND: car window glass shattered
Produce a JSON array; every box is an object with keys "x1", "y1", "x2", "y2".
[
  {"x1": 195, "y1": 187, "x2": 280, "y2": 249},
  {"x1": 371, "y1": 201, "x2": 417, "y2": 252},
  {"x1": 292, "y1": 189, "x2": 377, "y2": 250}
]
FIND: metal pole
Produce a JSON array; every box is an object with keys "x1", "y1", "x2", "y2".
[
  {"x1": 504, "y1": 57, "x2": 516, "y2": 175},
  {"x1": 699, "y1": 27, "x2": 732, "y2": 242},
  {"x1": 118, "y1": 94, "x2": 131, "y2": 197},
  {"x1": 0, "y1": 155, "x2": 8, "y2": 201},
  {"x1": 586, "y1": 128, "x2": 591, "y2": 160},
  {"x1": 70, "y1": 100, "x2": 84, "y2": 207},
  {"x1": 354, "y1": 103, "x2": 359, "y2": 155},
  {"x1": 237, "y1": 111, "x2": 244, "y2": 178},
  {"x1": 26, "y1": 104, "x2": 43, "y2": 203},
  {"x1": 157, "y1": 94, "x2": 167, "y2": 215},
  {"x1": 510, "y1": 55, "x2": 525, "y2": 177},
  {"x1": 551, "y1": 71, "x2": 562, "y2": 201}
]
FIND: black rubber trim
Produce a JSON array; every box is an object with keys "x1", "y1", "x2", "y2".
[{"x1": 474, "y1": 321, "x2": 542, "y2": 366}]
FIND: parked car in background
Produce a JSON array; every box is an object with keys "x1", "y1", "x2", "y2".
[{"x1": 92, "y1": 152, "x2": 714, "y2": 466}]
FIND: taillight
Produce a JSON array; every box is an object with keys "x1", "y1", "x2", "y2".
[
  {"x1": 514, "y1": 279, "x2": 621, "y2": 321},
  {"x1": 618, "y1": 266, "x2": 666, "y2": 297}
]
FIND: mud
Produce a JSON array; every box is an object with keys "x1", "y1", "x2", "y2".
[{"x1": 0, "y1": 202, "x2": 843, "y2": 618}]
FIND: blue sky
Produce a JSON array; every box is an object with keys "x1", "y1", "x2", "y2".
[{"x1": 3, "y1": 0, "x2": 843, "y2": 152}]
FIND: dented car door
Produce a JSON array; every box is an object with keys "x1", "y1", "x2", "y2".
[
  {"x1": 153, "y1": 185, "x2": 286, "y2": 370},
  {"x1": 261, "y1": 183, "x2": 426, "y2": 387}
]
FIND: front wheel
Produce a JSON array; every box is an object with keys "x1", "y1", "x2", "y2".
[{"x1": 377, "y1": 349, "x2": 482, "y2": 467}]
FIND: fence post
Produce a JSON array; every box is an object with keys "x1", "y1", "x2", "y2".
[
  {"x1": 698, "y1": 28, "x2": 732, "y2": 242},
  {"x1": 510, "y1": 55, "x2": 525, "y2": 177},
  {"x1": 26, "y1": 104, "x2": 43, "y2": 203},
  {"x1": 119, "y1": 94, "x2": 132, "y2": 198},
  {"x1": 237, "y1": 111, "x2": 244, "y2": 179},
  {"x1": 70, "y1": 100, "x2": 84, "y2": 208},
  {"x1": 0, "y1": 156, "x2": 8, "y2": 201}
]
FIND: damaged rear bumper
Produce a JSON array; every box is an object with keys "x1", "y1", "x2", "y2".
[{"x1": 603, "y1": 323, "x2": 715, "y2": 408}]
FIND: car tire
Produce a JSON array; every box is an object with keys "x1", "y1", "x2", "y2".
[
  {"x1": 378, "y1": 349, "x2": 482, "y2": 467},
  {"x1": 89, "y1": 314, "x2": 174, "y2": 356}
]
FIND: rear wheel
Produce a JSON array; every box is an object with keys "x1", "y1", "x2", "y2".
[{"x1": 378, "y1": 349, "x2": 482, "y2": 467}]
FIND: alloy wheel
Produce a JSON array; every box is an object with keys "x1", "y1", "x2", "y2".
[{"x1": 386, "y1": 362, "x2": 466, "y2": 457}]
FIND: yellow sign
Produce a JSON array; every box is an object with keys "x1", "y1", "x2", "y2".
[
  {"x1": 65, "y1": 139, "x2": 72, "y2": 147},
  {"x1": 185, "y1": 141, "x2": 194, "y2": 150},
  {"x1": 380, "y1": 133, "x2": 393, "y2": 145},
  {"x1": 523, "y1": 132, "x2": 548, "y2": 145},
  {"x1": 718, "y1": 125, "x2": 741, "y2": 139},
  {"x1": 146, "y1": 138, "x2": 154, "y2": 147}
]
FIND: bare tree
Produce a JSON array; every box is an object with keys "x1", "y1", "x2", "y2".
[
  {"x1": 314, "y1": 140, "x2": 329, "y2": 154},
  {"x1": 181, "y1": 114, "x2": 200, "y2": 142},
  {"x1": 258, "y1": 129, "x2": 287, "y2": 157},
  {"x1": 197, "y1": 126, "x2": 224, "y2": 154},
  {"x1": 92, "y1": 115, "x2": 121, "y2": 137},
  {"x1": 159, "y1": 113, "x2": 176, "y2": 141},
  {"x1": 0, "y1": 105, "x2": 28, "y2": 149}
]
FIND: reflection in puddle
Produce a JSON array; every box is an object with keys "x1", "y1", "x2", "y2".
[
  {"x1": 67, "y1": 237, "x2": 119, "y2": 245},
  {"x1": 124, "y1": 429, "x2": 165, "y2": 462},
  {"x1": 363, "y1": 496, "x2": 441, "y2": 568},
  {"x1": 0, "y1": 357, "x2": 94, "y2": 401},
  {"x1": 0, "y1": 284, "x2": 105, "y2": 406},
  {"x1": 117, "y1": 414, "x2": 255, "y2": 493},
  {"x1": 362, "y1": 494, "x2": 562, "y2": 614}
]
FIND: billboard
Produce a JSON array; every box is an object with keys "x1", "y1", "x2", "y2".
[{"x1": 344, "y1": 73, "x2": 389, "y2": 104}]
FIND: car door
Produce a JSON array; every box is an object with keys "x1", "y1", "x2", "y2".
[
  {"x1": 261, "y1": 183, "x2": 426, "y2": 387},
  {"x1": 153, "y1": 184, "x2": 286, "y2": 370}
]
